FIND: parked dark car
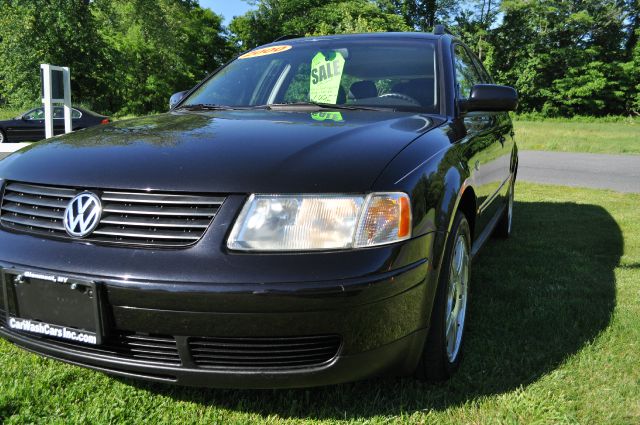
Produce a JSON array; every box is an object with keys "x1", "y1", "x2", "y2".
[
  {"x1": 0, "y1": 30, "x2": 517, "y2": 388},
  {"x1": 0, "y1": 106, "x2": 110, "y2": 143}
]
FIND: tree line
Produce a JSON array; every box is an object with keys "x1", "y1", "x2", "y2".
[{"x1": 1, "y1": 0, "x2": 638, "y2": 117}]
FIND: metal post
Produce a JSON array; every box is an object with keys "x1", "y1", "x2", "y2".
[
  {"x1": 41, "y1": 64, "x2": 54, "y2": 139},
  {"x1": 63, "y1": 67, "x2": 72, "y2": 134}
]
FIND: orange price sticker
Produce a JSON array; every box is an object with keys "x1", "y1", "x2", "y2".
[{"x1": 239, "y1": 45, "x2": 292, "y2": 59}]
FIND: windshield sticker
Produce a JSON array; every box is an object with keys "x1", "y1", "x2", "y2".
[
  {"x1": 239, "y1": 45, "x2": 292, "y2": 59},
  {"x1": 309, "y1": 51, "x2": 345, "y2": 104},
  {"x1": 311, "y1": 112, "x2": 344, "y2": 122}
]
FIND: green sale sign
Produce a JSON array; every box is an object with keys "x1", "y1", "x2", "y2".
[{"x1": 309, "y1": 51, "x2": 345, "y2": 103}]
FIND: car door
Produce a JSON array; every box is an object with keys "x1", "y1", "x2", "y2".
[
  {"x1": 452, "y1": 44, "x2": 509, "y2": 239},
  {"x1": 471, "y1": 53, "x2": 515, "y2": 205},
  {"x1": 2, "y1": 116, "x2": 28, "y2": 142},
  {"x1": 5, "y1": 108, "x2": 46, "y2": 141}
]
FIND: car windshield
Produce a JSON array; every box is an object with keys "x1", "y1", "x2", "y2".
[{"x1": 182, "y1": 38, "x2": 438, "y2": 113}]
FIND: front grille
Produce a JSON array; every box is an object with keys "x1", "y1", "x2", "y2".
[
  {"x1": 189, "y1": 335, "x2": 342, "y2": 370},
  {"x1": 0, "y1": 181, "x2": 224, "y2": 247}
]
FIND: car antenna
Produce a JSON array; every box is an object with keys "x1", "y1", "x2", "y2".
[{"x1": 272, "y1": 34, "x2": 300, "y2": 42}]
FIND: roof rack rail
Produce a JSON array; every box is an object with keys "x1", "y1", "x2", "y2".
[{"x1": 273, "y1": 34, "x2": 300, "y2": 42}]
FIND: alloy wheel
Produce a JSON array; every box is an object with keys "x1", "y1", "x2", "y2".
[{"x1": 445, "y1": 234, "x2": 469, "y2": 362}]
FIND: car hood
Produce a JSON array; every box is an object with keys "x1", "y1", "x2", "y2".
[{"x1": 0, "y1": 110, "x2": 443, "y2": 193}]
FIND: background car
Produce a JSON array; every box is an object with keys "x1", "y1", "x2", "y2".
[{"x1": 0, "y1": 106, "x2": 110, "y2": 143}]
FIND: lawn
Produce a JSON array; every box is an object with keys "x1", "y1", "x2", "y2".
[
  {"x1": 0, "y1": 182, "x2": 638, "y2": 424},
  {"x1": 514, "y1": 120, "x2": 640, "y2": 154},
  {"x1": 0, "y1": 109, "x2": 22, "y2": 121}
]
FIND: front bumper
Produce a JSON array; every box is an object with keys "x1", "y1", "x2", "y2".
[
  {"x1": 0, "y1": 233, "x2": 437, "y2": 388},
  {"x1": 1, "y1": 316, "x2": 428, "y2": 389}
]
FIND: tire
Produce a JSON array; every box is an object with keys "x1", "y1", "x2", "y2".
[
  {"x1": 416, "y1": 211, "x2": 471, "y2": 380},
  {"x1": 0, "y1": 129, "x2": 5, "y2": 143},
  {"x1": 494, "y1": 177, "x2": 514, "y2": 238}
]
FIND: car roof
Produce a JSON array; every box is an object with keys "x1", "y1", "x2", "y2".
[
  {"x1": 259, "y1": 31, "x2": 446, "y2": 48},
  {"x1": 24, "y1": 106, "x2": 106, "y2": 117}
]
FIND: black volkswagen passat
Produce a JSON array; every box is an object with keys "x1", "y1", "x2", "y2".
[{"x1": 0, "y1": 31, "x2": 517, "y2": 388}]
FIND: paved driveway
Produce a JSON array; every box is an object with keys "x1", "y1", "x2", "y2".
[
  {"x1": 518, "y1": 151, "x2": 640, "y2": 193},
  {"x1": 1, "y1": 149, "x2": 639, "y2": 193},
  {"x1": 0, "y1": 143, "x2": 30, "y2": 162}
]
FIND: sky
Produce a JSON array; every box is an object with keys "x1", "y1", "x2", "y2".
[{"x1": 199, "y1": 0, "x2": 254, "y2": 25}]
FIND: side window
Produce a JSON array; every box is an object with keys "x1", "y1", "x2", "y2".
[
  {"x1": 51, "y1": 107, "x2": 82, "y2": 119},
  {"x1": 24, "y1": 108, "x2": 44, "y2": 120},
  {"x1": 453, "y1": 45, "x2": 481, "y2": 99}
]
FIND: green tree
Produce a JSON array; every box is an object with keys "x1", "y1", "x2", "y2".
[
  {"x1": 92, "y1": 0, "x2": 233, "y2": 115},
  {"x1": 1, "y1": 0, "x2": 637, "y2": 118},
  {"x1": 375, "y1": 0, "x2": 459, "y2": 30},
  {"x1": 627, "y1": 28, "x2": 640, "y2": 113},
  {"x1": 451, "y1": 1, "x2": 502, "y2": 63},
  {"x1": 0, "y1": 0, "x2": 233, "y2": 115},
  {"x1": 0, "y1": 0, "x2": 109, "y2": 109},
  {"x1": 490, "y1": 0, "x2": 632, "y2": 116},
  {"x1": 230, "y1": 0, "x2": 409, "y2": 50}
]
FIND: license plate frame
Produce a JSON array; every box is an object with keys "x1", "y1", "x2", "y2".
[{"x1": 2, "y1": 269, "x2": 103, "y2": 345}]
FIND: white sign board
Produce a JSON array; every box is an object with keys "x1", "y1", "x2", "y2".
[{"x1": 40, "y1": 64, "x2": 72, "y2": 139}]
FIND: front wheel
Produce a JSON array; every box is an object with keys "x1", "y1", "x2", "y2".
[
  {"x1": 0, "y1": 129, "x2": 6, "y2": 143},
  {"x1": 416, "y1": 211, "x2": 471, "y2": 380}
]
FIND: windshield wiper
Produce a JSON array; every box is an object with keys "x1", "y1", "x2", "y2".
[
  {"x1": 257, "y1": 102, "x2": 395, "y2": 112},
  {"x1": 175, "y1": 103, "x2": 235, "y2": 111},
  {"x1": 178, "y1": 102, "x2": 395, "y2": 112}
]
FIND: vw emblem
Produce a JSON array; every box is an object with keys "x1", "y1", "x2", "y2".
[{"x1": 64, "y1": 192, "x2": 102, "y2": 238}]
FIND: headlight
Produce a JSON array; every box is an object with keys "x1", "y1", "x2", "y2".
[{"x1": 227, "y1": 192, "x2": 411, "y2": 251}]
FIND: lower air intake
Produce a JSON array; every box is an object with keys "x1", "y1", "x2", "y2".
[{"x1": 189, "y1": 335, "x2": 342, "y2": 370}]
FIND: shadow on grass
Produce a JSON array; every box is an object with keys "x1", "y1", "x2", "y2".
[{"x1": 124, "y1": 200, "x2": 621, "y2": 419}]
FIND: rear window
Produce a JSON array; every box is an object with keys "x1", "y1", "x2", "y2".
[{"x1": 53, "y1": 107, "x2": 82, "y2": 119}]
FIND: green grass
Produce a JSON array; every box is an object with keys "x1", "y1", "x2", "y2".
[
  {"x1": 513, "y1": 113, "x2": 639, "y2": 123},
  {"x1": 0, "y1": 108, "x2": 23, "y2": 121},
  {"x1": 1, "y1": 183, "x2": 639, "y2": 424},
  {"x1": 514, "y1": 120, "x2": 640, "y2": 154}
]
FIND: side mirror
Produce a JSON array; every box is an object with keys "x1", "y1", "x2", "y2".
[
  {"x1": 169, "y1": 91, "x2": 188, "y2": 109},
  {"x1": 460, "y1": 84, "x2": 518, "y2": 113}
]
